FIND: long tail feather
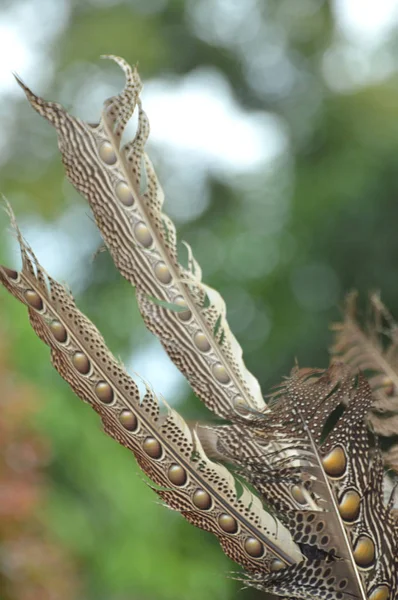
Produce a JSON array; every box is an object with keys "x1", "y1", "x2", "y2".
[
  {"x1": 0, "y1": 206, "x2": 302, "y2": 575},
  {"x1": 7, "y1": 58, "x2": 398, "y2": 600},
  {"x1": 15, "y1": 56, "x2": 265, "y2": 420}
]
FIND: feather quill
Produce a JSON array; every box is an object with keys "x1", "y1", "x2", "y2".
[
  {"x1": 0, "y1": 207, "x2": 302, "y2": 575},
  {"x1": 15, "y1": 56, "x2": 265, "y2": 420}
]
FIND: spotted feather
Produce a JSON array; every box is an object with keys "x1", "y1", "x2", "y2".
[
  {"x1": 0, "y1": 206, "x2": 302, "y2": 577},
  {"x1": 15, "y1": 56, "x2": 264, "y2": 420}
]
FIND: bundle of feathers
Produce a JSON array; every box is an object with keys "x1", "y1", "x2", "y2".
[{"x1": 1, "y1": 56, "x2": 398, "y2": 600}]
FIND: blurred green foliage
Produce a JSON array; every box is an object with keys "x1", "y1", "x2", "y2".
[{"x1": 1, "y1": 1, "x2": 398, "y2": 599}]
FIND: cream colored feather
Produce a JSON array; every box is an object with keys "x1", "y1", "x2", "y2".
[
  {"x1": 0, "y1": 206, "x2": 302, "y2": 575},
  {"x1": 2, "y1": 57, "x2": 398, "y2": 600},
  {"x1": 15, "y1": 55, "x2": 264, "y2": 420}
]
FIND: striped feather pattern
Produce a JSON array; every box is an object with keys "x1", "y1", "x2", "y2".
[
  {"x1": 0, "y1": 208, "x2": 302, "y2": 574},
  {"x1": 207, "y1": 368, "x2": 398, "y2": 599},
  {"x1": 0, "y1": 56, "x2": 397, "y2": 600},
  {"x1": 15, "y1": 56, "x2": 265, "y2": 420}
]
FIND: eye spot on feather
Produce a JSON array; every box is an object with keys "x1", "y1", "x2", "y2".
[
  {"x1": 94, "y1": 381, "x2": 114, "y2": 404},
  {"x1": 233, "y1": 396, "x2": 248, "y2": 412},
  {"x1": 192, "y1": 489, "x2": 212, "y2": 510},
  {"x1": 72, "y1": 351, "x2": 90, "y2": 374},
  {"x1": 353, "y1": 535, "x2": 375, "y2": 568},
  {"x1": 134, "y1": 222, "x2": 153, "y2": 248},
  {"x1": 322, "y1": 445, "x2": 346, "y2": 478},
  {"x1": 244, "y1": 537, "x2": 264, "y2": 558},
  {"x1": 154, "y1": 261, "x2": 172, "y2": 284},
  {"x1": 338, "y1": 489, "x2": 360, "y2": 522},
  {"x1": 193, "y1": 331, "x2": 211, "y2": 353},
  {"x1": 218, "y1": 513, "x2": 238, "y2": 534},
  {"x1": 270, "y1": 559, "x2": 285, "y2": 571},
  {"x1": 49, "y1": 320, "x2": 67, "y2": 343},
  {"x1": 167, "y1": 464, "x2": 187, "y2": 486},
  {"x1": 369, "y1": 585, "x2": 389, "y2": 600},
  {"x1": 24, "y1": 289, "x2": 43, "y2": 311},
  {"x1": 119, "y1": 409, "x2": 138, "y2": 431},
  {"x1": 115, "y1": 181, "x2": 134, "y2": 206},
  {"x1": 174, "y1": 296, "x2": 192, "y2": 322},
  {"x1": 99, "y1": 142, "x2": 117, "y2": 165},
  {"x1": 381, "y1": 376, "x2": 395, "y2": 397},
  {"x1": 143, "y1": 436, "x2": 162, "y2": 459},
  {"x1": 291, "y1": 485, "x2": 307, "y2": 505},
  {"x1": 212, "y1": 363, "x2": 231, "y2": 385}
]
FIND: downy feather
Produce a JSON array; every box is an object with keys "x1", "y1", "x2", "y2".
[{"x1": 331, "y1": 291, "x2": 398, "y2": 437}]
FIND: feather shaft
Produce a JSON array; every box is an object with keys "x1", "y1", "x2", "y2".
[
  {"x1": 0, "y1": 208, "x2": 302, "y2": 573},
  {"x1": 15, "y1": 57, "x2": 265, "y2": 420}
]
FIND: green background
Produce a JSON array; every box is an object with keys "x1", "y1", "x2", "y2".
[{"x1": 1, "y1": 1, "x2": 398, "y2": 599}]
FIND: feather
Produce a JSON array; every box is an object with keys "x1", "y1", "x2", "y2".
[
  {"x1": 2, "y1": 208, "x2": 398, "y2": 598},
  {"x1": 0, "y1": 205, "x2": 302, "y2": 576},
  {"x1": 4, "y1": 57, "x2": 398, "y2": 599},
  {"x1": 14, "y1": 56, "x2": 265, "y2": 420},
  {"x1": 217, "y1": 367, "x2": 398, "y2": 599},
  {"x1": 331, "y1": 291, "x2": 398, "y2": 436}
]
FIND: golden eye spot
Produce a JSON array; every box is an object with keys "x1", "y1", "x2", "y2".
[
  {"x1": 154, "y1": 261, "x2": 172, "y2": 284},
  {"x1": 338, "y1": 489, "x2": 361, "y2": 522},
  {"x1": 291, "y1": 485, "x2": 307, "y2": 505},
  {"x1": 322, "y1": 446, "x2": 347, "y2": 478},
  {"x1": 381, "y1": 376, "x2": 395, "y2": 397},
  {"x1": 72, "y1": 351, "x2": 90, "y2": 374},
  {"x1": 25, "y1": 289, "x2": 43, "y2": 311},
  {"x1": 2, "y1": 266, "x2": 18, "y2": 280},
  {"x1": 218, "y1": 514, "x2": 238, "y2": 533},
  {"x1": 270, "y1": 559, "x2": 285, "y2": 571},
  {"x1": 369, "y1": 585, "x2": 389, "y2": 600},
  {"x1": 194, "y1": 331, "x2": 211, "y2": 353},
  {"x1": 212, "y1": 363, "x2": 231, "y2": 385},
  {"x1": 174, "y1": 296, "x2": 192, "y2": 322},
  {"x1": 95, "y1": 381, "x2": 114, "y2": 404},
  {"x1": 119, "y1": 409, "x2": 138, "y2": 431},
  {"x1": 233, "y1": 396, "x2": 248, "y2": 411},
  {"x1": 134, "y1": 222, "x2": 153, "y2": 248},
  {"x1": 99, "y1": 142, "x2": 117, "y2": 165},
  {"x1": 115, "y1": 181, "x2": 134, "y2": 206},
  {"x1": 192, "y1": 489, "x2": 212, "y2": 510},
  {"x1": 50, "y1": 320, "x2": 67, "y2": 343},
  {"x1": 143, "y1": 436, "x2": 162, "y2": 459},
  {"x1": 244, "y1": 537, "x2": 264, "y2": 558},
  {"x1": 353, "y1": 535, "x2": 375, "y2": 568},
  {"x1": 167, "y1": 464, "x2": 187, "y2": 486}
]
